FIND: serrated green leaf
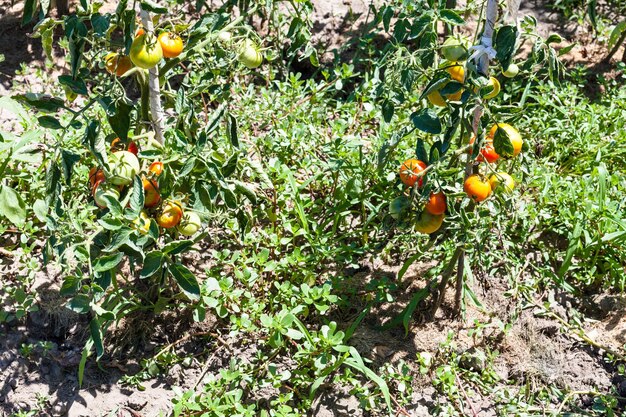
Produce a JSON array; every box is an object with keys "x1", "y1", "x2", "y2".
[
  {"x1": 495, "y1": 25, "x2": 518, "y2": 70},
  {"x1": 38, "y1": 115, "x2": 62, "y2": 129},
  {"x1": 492, "y1": 125, "x2": 515, "y2": 158},
  {"x1": 411, "y1": 108, "x2": 442, "y2": 134},
  {"x1": 162, "y1": 239, "x2": 194, "y2": 255},
  {"x1": 58, "y1": 75, "x2": 88, "y2": 95},
  {"x1": 140, "y1": 0, "x2": 167, "y2": 13},
  {"x1": 141, "y1": 250, "x2": 163, "y2": 278},
  {"x1": 439, "y1": 9, "x2": 464, "y2": 25},
  {"x1": 0, "y1": 185, "x2": 26, "y2": 227},
  {"x1": 93, "y1": 252, "x2": 124, "y2": 272},
  {"x1": 169, "y1": 263, "x2": 201, "y2": 300}
]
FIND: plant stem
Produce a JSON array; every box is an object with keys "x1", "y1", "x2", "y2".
[
  {"x1": 453, "y1": 250, "x2": 465, "y2": 314},
  {"x1": 604, "y1": 29, "x2": 626, "y2": 63},
  {"x1": 140, "y1": 7, "x2": 165, "y2": 144},
  {"x1": 431, "y1": 246, "x2": 463, "y2": 318},
  {"x1": 451, "y1": 0, "x2": 498, "y2": 317}
]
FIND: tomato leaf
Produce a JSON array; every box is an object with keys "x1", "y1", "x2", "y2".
[
  {"x1": 382, "y1": 100, "x2": 394, "y2": 123},
  {"x1": 108, "y1": 100, "x2": 133, "y2": 142},
  {"x1": 411, "y1": 108, "x2": 442, "y2": 134},
  {"x1": 13, "y1": 93, "x2": 65, "y2": 113},
  {"x1": 419, "y1": 31, "x2": 437, "y2": 67},
  {"x1": 415, "y1": 138, "x2": 429, "y2": 163},
  {"x1": 141, "y1": 251, "x2": 163, "y2": 278},
  {"x1": 89, "y1": 318, "x2": 104, "y2": 359},
  {"x1": 0, "y1": 185, "x2": 26, "y2": 227},
  {"x1": 90, "y1": 13, "x2": 111, "y2": 37},
  {"x1": 21, "y1": 0, "x2": 38, "y2": 25},
  {"x1": 227, "y1": 114, "x2": 239, "y2": 148},
  {"x1": 420, "y1": 72, "x2": 450, "y2": 100},
  {"x1": 83, "y1": 120, "x2": 108, "y2": 169},
  {"x1": 169, "y1": 263, "x2": 201, "y2": 300},
  {"x1": 93, "y1": 252, "x2": 124, "y2": 273},
  {"x1": 127, "y1": 175, "x2": 144, "y2": 219},
  {"x1": 45, "y1": 161, "x2": 62, "y2": 206},
  {"x1": 495, "y1": 25, "x2": 518, "y2": 71},
  {"x1": 38, "y1": 115, "x2": 62, "y2": 129},
  {"x1": 94, "y1": 270, "x2": 112, "y2": 292},
  {"x1": 58, "y1": 75, "x2": 88, "y2": 95},
  {"x1": 98, "y1": 216, "x2": 124, "y2": 231},
  {"x1": 66, "y1": 294, "x2": 91, "y2": 314},
  {"x1": 64, "y1": 16, "x2": 87, "y2": 78},
  {"x1": 60, "y1": 148, "x2": 81, "y2": 185},
  {"x1": 439, "y1": 81, "x2": 463, "y2": 96},
  {"x1": 105, "y1": 228, "x2": 132, "y2": 252},
  {"x1": 439, "y1": 9, "x2": 465, "y2": 25},
  {"x1": 233, "y1": 180, "x2": 258, "y2": 204},
  {"x1": 492, "y1": 125, "x2": 515, "y2": 158},
  {"x1": 140, "y1": 0, "x2": 168, "y2": 14},
  {"x1": 162, "y1": 240, "x2": 194, "y2": 256}
]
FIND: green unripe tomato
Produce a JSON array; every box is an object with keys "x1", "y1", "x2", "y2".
[
  {"x1": 502, "y1": 63, "x2": 519, "y2": 78},
  {"x1": 389, "y1": 196, "x2": 411, "y2": 220},
  {"x1": 218, "y1": 31, "x2": 232, "y2": 44},
  {"x1": 440, "y1": 35, "x2": 471, "y2": 62},
  {"x1": 177, "y1": 211, "x2": 202, "y2": 236},
  {"x1": 489, "y1": 172, "x2": 516, "y2": 194},
  {"x1": 130, "y1": 34, "x2": 164, "y2": 69},
  {"x1": 94, "y1": 183, "x2": 121, "y2": 209},
  {"x1": 108, "y1": 151, "x2": 140, "y2": 186},
  {"x1": 238, "y1": 39, "x2": 263, "y2": 69}
]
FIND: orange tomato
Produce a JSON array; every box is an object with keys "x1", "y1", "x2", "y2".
[
  {"x1": 157, "y1": 200, "x2": 183, "y2": 228},
  {"x1": 143, "y1": 177, "x2": 161, "y2": 208},
  {"x1": 469, "y1": 135, "x2": 500, "y2": 163},
  {"x1": 104, "y1": 53, "x2": 133, "y2": 77},
  {"x1": 464, "y1": 174, "x2": 492, "y2": 202},
  {"x1": 89, "y1": 167, "x2": 105, "y2": 189},
  {"x1": 149, "y1": 161, "x2": 164, "y2": 177},
  {"x1": 399, "y1": 158, "x2": 427, "y2": 188},
  {"x1": 158, "y1": 32, "x2": 184, "y2": 58},
  {"x1": 488, "y1": 123, "x2": 523, "y2": 157},
  {"x1": 425, "y1": 192, "x2": 446, "y2": 215}
]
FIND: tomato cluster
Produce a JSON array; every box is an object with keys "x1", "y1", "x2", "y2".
[
  {"x1": 104, "y1": 29, "x2": 184, "y2": 75},
  {"x1": 391, "y1": 34, "x2": 526, "y2": 234},
  {"x1": 88, "y1": 139, "x2": 203, "y2": 237}
]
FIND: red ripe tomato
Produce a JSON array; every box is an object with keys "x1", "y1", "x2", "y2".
[
  {"x1": 425, "y1": 192, "x2": 446, "y2": 215},
  {"x1": 469, "y1": 135, "x2": 500, "y2": 163},
  {"x1": 128, "y1": 141, "x2": 139, "y2": 155},
  {"x1": 89, "y1": 167, "x2": 105, "y2": 189},
  {"x1": 399, "y1": 158, "x2": 428, "y2": 187},
  {"x1": 158, "y1": 32, "x2": 184, "y2": 58}
]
